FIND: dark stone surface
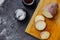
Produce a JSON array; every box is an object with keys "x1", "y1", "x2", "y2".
[{"x1": 0, "y1": 0, "x2": 39, "y2": 40}]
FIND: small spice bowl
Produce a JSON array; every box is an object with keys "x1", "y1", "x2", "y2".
[{"x1": 22, "y1": 0, "x2": 35, "y2": 6}]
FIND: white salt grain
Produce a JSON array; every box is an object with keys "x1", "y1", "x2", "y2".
[
  {"x1": 0, "y1": 28, "x2": 6, "y2": 35},
  {"x1": 0, "y1": 0, "x2": 5, "y2": 6}
]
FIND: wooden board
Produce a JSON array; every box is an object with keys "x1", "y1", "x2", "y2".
[{"x1": 25, "y1": 0, "x2": 60, "y2": 40}]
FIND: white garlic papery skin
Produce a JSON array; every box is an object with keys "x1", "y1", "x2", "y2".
[
  {"x1": 15, "y1": 9, "x2": 26, "y2": 21},
  {"x1": 0, "y1": 0, "x2": 5, "y2": 6}
]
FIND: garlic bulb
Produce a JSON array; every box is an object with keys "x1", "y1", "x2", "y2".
[{"x1": 15, "y1": 9, "x2": 26, "y2": 21}]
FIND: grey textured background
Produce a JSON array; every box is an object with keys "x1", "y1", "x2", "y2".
[{"x1": 0, "y1": 0, "x2": 39, "y2": 40}]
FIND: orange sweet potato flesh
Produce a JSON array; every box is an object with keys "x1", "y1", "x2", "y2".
[{"x1": 25, "y1": 0, "x2": 60, "y2": 40}]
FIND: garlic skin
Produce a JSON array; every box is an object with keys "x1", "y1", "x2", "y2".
[
  {"x1": 0, "y1": 0, "x2": 5, "y2": 6},
  {"x1": 15, "y1": 9, "x2": 26, "y2": 21}
]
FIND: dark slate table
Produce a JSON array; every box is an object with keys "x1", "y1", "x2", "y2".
[{"x1": 0, "y1": 0, "x2": 39, "y2": 40}]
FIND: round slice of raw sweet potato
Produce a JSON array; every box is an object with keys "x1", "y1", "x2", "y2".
[
  {"x1": 35, "y1": 21, "x2": 46, "y2": 31},
  {"x1": 40, "y1": 31, "x2": 50, "y2": 39},
  {"x1": 35, "y1": 15, "x2": 45, "y2": 22}
]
